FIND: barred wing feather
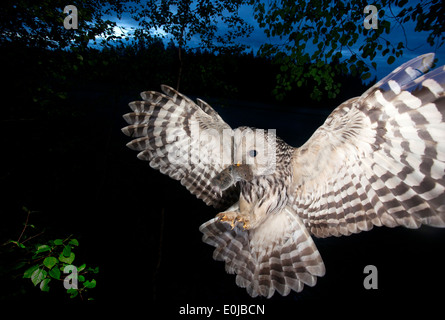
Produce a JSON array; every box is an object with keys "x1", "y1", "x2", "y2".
[
  {"x1": 291, "y1": 53, "x2": 445, "y2": 237},
  {"x1": 122, "y1": 85, "x2": 236, "y2": 209}
]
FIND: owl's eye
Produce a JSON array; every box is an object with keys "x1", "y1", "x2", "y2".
[{"x1": 249, "y1": 150, "x2": 258, "y2": 157}]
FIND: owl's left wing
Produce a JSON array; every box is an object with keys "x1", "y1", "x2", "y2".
[
  {"x1": 122, "y1": 85, "x2": 236, "y2": 209},
  {"x1": 290, "y1": 54, "x2": 445, "y2": 237}
]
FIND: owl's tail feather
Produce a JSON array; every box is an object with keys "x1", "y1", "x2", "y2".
[{"x1": 199, "y1": 205, "x2": 325, "y2": 298}]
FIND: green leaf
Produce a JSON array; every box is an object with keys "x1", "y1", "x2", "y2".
[
  {"x1": 54, "y1": 239, "x2": 63, "y2": 245},
  {"x1": 67, "y1": 288, "x2": 78, "y2": 298},
  {"x1": 36, "y1": 244, "x2": 51, "y2": 254},
  {"x1": 69, "y1": 239, "x2": 79, "y2": 246},
  {"x1": 362, "y1": 72, "x2": 372, "y2": 80},
  {"x1": 43, "y1": 257, "x2": 58, "y2": 269},
  {"x1": 13, "y1": 261, "x2": 27, "y2": 270},
  {"x1": 87, "y1": 266, "x2": 99, "y2": 274},
  {"x1": 385, "y1": 21, "x2": 391, "y2": 34},
  {"x1": 40, "y1": 278, "x2": 51, "y2": 292},
  {"x1": 31, "y1": 268, "x2": 47, "y2": 286},
  {"x1": 387, "y1": 55, "x2": 396, "y2": 64},
  {"x1": 23, "y1": 265, "x2": 39, "y2": 278},
  {"x1": 63, "y1": 245, "x2": 72, "y2": 257},
  {"x1": 84, "y1": 279, "x2": 96, "y2": 289},
  {"x1": 78, "y1": 264, "x2": 86, "y2": 272},
  {"x1": 59, "y1": 252, "x2": 75, "y2": 264},
  {"x1": 18, "y1": 242, "x2": 26, "y2": 249},
  {"x1": 49, "y1": 267, "x2": 61, "y2": 280}
]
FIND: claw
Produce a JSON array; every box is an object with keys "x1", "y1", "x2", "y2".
[
  {"x1": 217, "y1": 212, "x2": 236, "y2": 229},
  {"x1": 216, "y1": 212, "x2": 250, "y2": 230},
  {"x1": 237, "y1": 217, "x2": 250, "y2": 230}
]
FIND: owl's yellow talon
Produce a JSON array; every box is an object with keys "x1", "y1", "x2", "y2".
[{"x1": 217, "y1": 212, "x2": 250, "y2": 230}]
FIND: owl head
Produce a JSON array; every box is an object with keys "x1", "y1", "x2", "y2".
[
  {"x1": 233, "y1": 127, "x2": 277, "y2": 177},
  {"x1": 209, "y1": 127, "x2": 278, "y2": 193}
]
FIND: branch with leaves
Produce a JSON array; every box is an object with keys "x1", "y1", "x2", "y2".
[
  {"x1": 250, "y1": 0, "x2": 444, "y2": 101},
  {"x1": 1, "y1": 207, "x2": 99, "y2": 301},
  {"x1": 0, "y1": 0, "x2": 127, "y2": 49}
]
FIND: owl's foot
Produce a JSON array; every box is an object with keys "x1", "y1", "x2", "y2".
[{"x1": 217, "y1": 212, "x2": 250, "y2": 230}]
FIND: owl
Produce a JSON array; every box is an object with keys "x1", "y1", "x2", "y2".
[{"x1": 122, "y1": 53, "x2": 445, "y2": 298}]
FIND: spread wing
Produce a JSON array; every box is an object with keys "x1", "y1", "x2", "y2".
[
  {"x1": 122, "y1": 85, "x2": 236, "y2": 209},
  {"x1": 290, "y1": 53, "x2": 445, "y2": 237}
]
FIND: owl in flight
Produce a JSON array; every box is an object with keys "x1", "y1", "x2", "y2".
[{"x1": 122, "y1": 53, "x2": 445, "y2": 298}]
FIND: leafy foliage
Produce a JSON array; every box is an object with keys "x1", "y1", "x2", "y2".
[
  {"x1": 250, "y1": 0, "x2": 444, "y2": 101},
  {"x1": 0, "y1": 0, "x2": 126, "y2": 49},
  {"x1": 129, "y1": 0, "x2": 253, "y2": 53},
  {"x1": 1, "y1": 207, "x2": 99, "y2": 301},
  {"x1": 127, "y1": 0, "x2": 253, "y2": 89}
]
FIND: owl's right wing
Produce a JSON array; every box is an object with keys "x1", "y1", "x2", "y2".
[
  {"x1": 122, "y1": 85, "x2": 237, "y2": 209},
  {"x1": 290, "y1": 53, "x2": 445, "y2": 238}
]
